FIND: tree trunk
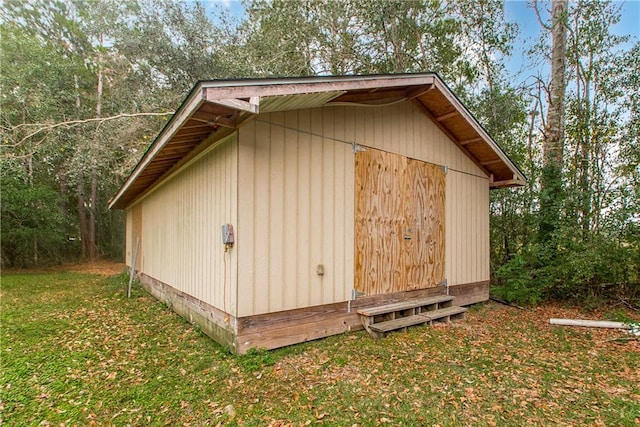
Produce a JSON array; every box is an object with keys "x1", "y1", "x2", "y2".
[
  {"x1": 73, "y1": 74, "x2": 89, "y2": 259},
  {"x1": 538, "y1": 0, "x2": 568, "y2": 244},
  {"x1": 88, "y1": 173, "x2": 97, "y2": 260},
  {"x1": 77, "y1": 179, "x2": 89, "y2": 259},
  {"x1": 27, "y1": 154, "x2": 38, "y2": 264},
  {"x1": 87, "y1": 33, "x2": 104, "y2": 261},
  {"x1": 59, "y1": 166, "x2": 68, "y2": 217}
]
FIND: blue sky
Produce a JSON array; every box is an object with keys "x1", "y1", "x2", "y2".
[
  {"x1": 206, "y1": 0, "x2": 639, "y2": 85},
  {"x1": 504, "y1": 0, "x2": 639, "y2": 82}
]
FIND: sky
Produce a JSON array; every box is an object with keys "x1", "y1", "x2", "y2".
[
  {"x1": 503, "y1": 0, "x2": 640, "y2": 82},
  {"x1": 205, "y1": 0, "x2": 640, "y2": 86}
]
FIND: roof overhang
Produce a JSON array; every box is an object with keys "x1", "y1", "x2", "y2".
[{"x1": 109, "y1": 73, "x2": 526, "y2": 210}]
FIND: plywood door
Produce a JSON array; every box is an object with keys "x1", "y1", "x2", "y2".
[{"x1": 355, "y1": 148, "x2": 445, "y2": 295}]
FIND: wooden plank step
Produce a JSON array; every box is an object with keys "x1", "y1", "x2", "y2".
[
  {"x1": 427, "y1": 306, "x2": 467, "y2": 321},
  {"x1": 368, "y1": 314, "x2": 431, "y2": 333},
  {"x1": 367, "y1": 306, "x2": 468, "y2": 335},
  {"x1": 357, "y1": 295, "x2": 454, "y2": 317}
]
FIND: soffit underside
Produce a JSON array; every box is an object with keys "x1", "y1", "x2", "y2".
[{"x1": 111, "y1": 77, "x2": 524, "y2": 209}]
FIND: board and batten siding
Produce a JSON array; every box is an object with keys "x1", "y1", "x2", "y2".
[
  {"x1": 237, "y1": 109, "x2": 355, "y2": 317},
  {"x1": 125, "y1": 209, "x2": 132, "y2": 267},
  {"x1": 237, "y1": 101, "x2": 490, "y2": 317},
  {"x1": 445, "y1": 172, "x2": 490, "y2": 287},
  {"x1": 128, "y1": 134, "x2": 239, "y2": 316}
]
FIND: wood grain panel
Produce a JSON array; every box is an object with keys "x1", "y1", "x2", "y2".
[
  {"x1": 355, "y1": 148, "x2": 445, "y2": 296},
  {"x1": 236, "y1": 283, "x2": 454, "y2": 353},
  {"x1": 403, "y1": 158, "x2": 446, "y2": 290}
]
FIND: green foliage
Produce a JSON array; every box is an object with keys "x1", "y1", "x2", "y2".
[
  {"x1": 116, "y1": 0, "x2": 244, "y2": 93},
  {"x1": 492, "y1": 252, "x2": 542, "y2": 305},
  {"x1": 491, "y1": 1, "x2": 639, "y2": 307},
  {"x1": 604, "y1": 309, "x2": 635, "y2": 324},
  {"x1": 238, "y1": 348, "x2": 276, "y2": 372},
  {"x1": 0, "y1": 164, "x2": 66, "y2": 267},
  {"x1": 2, "y1": 270, "x2": 638, "y2": 425},
  {"x1": 241, "y1": 0, "x2": 515, "y2": 88},
  {"x1": 493, "y1": 233, "x2": 639, "y2": 306},
  {"x1": 537, "y1": 162, "x2": 565, "y2": 243}
]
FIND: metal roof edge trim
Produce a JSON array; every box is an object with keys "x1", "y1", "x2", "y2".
[{"x1": 196, "y1": 72, "x2": 439, "y2": 89}]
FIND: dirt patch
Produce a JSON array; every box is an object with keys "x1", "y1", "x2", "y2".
[{"x1": 3, "y1": 259, "x2": 127, "y2": 276}]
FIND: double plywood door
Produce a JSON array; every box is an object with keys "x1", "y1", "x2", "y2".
[{"x1": 355, "y1": 148, "x2": 445, "y2": 295}]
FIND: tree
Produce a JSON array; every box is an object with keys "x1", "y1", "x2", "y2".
[
  {"x1": 116, "y1": 0, "x2": 245, "y2": 92},
  {"x1": 485, "y1": 1, "x2": 638, "y2": 305},
  {"x1": 1, "y1": 160, "x2": 66, "y2": 267},
  {"x1": 537, "y1": 0, "x2": 568, "y2": 244},
  {"x1": 1, "y1": 1, "x2": 171, "y2": 263}
]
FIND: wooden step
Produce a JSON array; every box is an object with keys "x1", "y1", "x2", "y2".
[
  {"x1": 427, "y1": 306, "x2": 467, "y2": 322},
  {"x1": 365, "y1": 306, "x2": 467, "y2": 337},
  {"x1": 368, "y1": 314, "x2": 431, "y2": 333},
  {"x1": 357, "y1": 295, "x2": 454, "y2": 317}
]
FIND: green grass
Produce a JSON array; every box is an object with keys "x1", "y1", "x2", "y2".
[{"x1": 2, "y1": 271, "x2": 639, "y2": 426}]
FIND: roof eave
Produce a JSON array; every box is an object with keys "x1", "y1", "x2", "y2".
[
  {"x1": 108, "y1": 85, "x2": 206, "y2": 210},
  {"x1": 110, "y1": 73, "x2": 527, "y2": 209},
  {"x1": 430, "y1": 78, "x2": 527, "y2": 186}
]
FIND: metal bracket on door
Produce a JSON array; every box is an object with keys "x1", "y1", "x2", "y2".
[
  {"x1": 352, "y1": 141, "x2": 367, "y2": 153},
  {"x1": 348, "y1": 289, "x2": 366, "y2": 313},
  {"x1": 439, "y1": 279, "x2": 449, "y2": 295}
]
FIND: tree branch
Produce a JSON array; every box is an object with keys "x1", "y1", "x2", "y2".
[
  {"x1": 532, "y1": 0, "x2": 551, "y2": 31},
  {"x1": 2, "y1": 112, "x2": 175, "y2": 148}
]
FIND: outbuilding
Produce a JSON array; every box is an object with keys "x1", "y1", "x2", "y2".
[{"x1": 110, "y1": 73, "x2": 525, "y2": 353}]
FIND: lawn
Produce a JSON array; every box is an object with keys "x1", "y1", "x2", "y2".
[{"x1": 1, "y1": 269, "x2": 639, "y2": 426}]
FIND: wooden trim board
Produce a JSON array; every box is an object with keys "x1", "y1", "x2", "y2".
[
  {"x1": 236, "y1": 281, "x2": 489, "y2": 353},
  {"x1": 136, "y1": 273, "x2": 488, "y2": 354},
  {"x1": 448, "y1": 280, "x2": 490, "y2": 306},
  {"x1": 137, "y1": 273, "x2": 238, "y2": 352}
]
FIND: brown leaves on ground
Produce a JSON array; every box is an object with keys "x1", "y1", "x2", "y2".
[
  {"x1": 4, "y1": 259, "x2": 126, "y2": 275},
  {"x1": 241, "y1": 302, "x2": 639, "y2": 426},
  {"x1": 2, "y1": 266, "x2": 639, "y2": 426}
]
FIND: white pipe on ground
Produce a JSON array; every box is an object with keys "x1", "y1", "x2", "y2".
[{"x1": 550, "y1": 318, "x2": 630, "y2": 329}]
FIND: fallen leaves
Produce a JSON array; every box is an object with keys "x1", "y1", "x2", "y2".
[{"x1": 3, "y1": 271, "x2": 640, "y2": 427}]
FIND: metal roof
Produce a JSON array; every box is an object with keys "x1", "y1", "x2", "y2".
[{"x1": 109, "y1": 73, "x2": 525, "y2": 210}]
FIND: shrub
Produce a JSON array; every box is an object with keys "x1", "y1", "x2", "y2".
[
  {"x1": 492, "y1": 233, "x2": 639, "y2": 307},
  {"x1": 1, "y1": 172, "x2": 65, "y2": 267}
]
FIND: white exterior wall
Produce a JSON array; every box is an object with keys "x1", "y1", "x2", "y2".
[
  {"x1": 125, "y1": 210, "x2": 132, "y2": 267},
  {"x1": 130, "y1": 134, "x2": 238, "y2": 315},
  {"x1": 237, "y1": 102, "x2": 490, "y2": 317}
]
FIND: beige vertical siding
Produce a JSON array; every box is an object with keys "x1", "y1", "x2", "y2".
[
  {"x1": 237, "y1": 112, "x2": 355, "y2": 317},
  {"x1": 132, "y1": 134, "x2": 238, "y2": 315},
  {"x1": 125, "y1": 209, "x2": 132, "y2": 266},
  {"x1": 131, "y1": 204, "x2": 143, "y2": 270},
  {"x1": 445, "y1": 172, "x2": 490, "y2": 286},
  {"x1": 237, "y1": 101, "x2": 490, "y2": 316}
]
